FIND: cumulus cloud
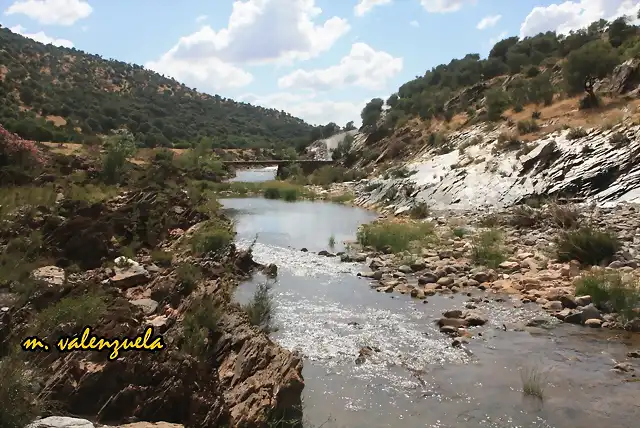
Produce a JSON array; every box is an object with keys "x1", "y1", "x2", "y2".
[
  {"x1": 354, "y1": 0, "x2": 393, "y2": 16},
  {"x1": 278, "y1": 43, "x2": 403, "y2": 91},
  {"x1": 10, "y1": 24, "x2": 73, "y2": 47},
  {"x1": 477, "y1": 14, "x2": 501, "y2": 30},
  {"x1": 147, "y1": 0, "x2": 350, "y2": 91},
  {"x1": 419, "y1": 0, "x2": 475, "y2": 13},
  {"x1": 520, "y1": 0, "x2": 640, "y2": 38},
  {"x1": 238, "y1": 91, "x2": 368, "y2": 126},
  {"x1": 4, "y1": 0, "x2": 92, "y2": 25}
]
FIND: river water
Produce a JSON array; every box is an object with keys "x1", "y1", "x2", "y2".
[{"x1": 222, "y1": 168, "x2": 639, "y2": 428}]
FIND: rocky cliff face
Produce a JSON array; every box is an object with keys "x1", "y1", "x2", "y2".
[
  {"x1": 352, "y1": 122, "x2": 640, "y2": 213},
  {"x1": 306, "y1": 130, "x2": 358, "y2": 161}
]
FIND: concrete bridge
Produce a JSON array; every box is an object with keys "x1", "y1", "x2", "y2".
[{"x1": 222, "y1": 159, "x2": 334, "y2": 177}]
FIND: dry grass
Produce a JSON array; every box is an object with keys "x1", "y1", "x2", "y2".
[{"x1": 520, "y1": 365, "x2": 547, "y2": 400}]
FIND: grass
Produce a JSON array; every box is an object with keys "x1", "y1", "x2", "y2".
[
  {"x1": 566, "y1": 127, "x2": 588, "y2": 140},
  {"x1": 0, "y1": 185, "x2": 58, "y2": 218},
  {"x1": 409, "y1": 202, "x2": 429, "y2": 219},
  {"x1": 33, "y1": 289, "x2": 108, "y2": 337},
  {"x1": 67, "y1": 183, "x2": 119, "y2": 204},
  {"x1": 181, "y1": 297, "x2": 222, "y2": 355},
  {"x1": 356, "y1": 220, "x2": 435, "y2": 253},
  {"x1": 243, "y1": 281, "x2": 276, "y2": 333},
  {"x1": 328, "y1": 192, "x2": 354, "y2": 204},
  {"x1": 547, "y1": 202, "x2": 580, "y2": 229},
  {"x1": 176, "y1": 263, "x2": 203, "y2": 295},
  {"x1": 150, "y1": 249, "x2": 173, "y2": 267},
  {"x1": 190, "y1": 220, "x2": 234, "y2": 256},
  {"x1": 328, "y1": 235, "x2": 336, "y2": 249},
  {"x1": 574, "y1": 271, "x2": 640, "y2": 321},
  {"x1": 0, "y1": 358, "x2": 43, "y2": 428},
  {"x1": 517, "y1": 119, "x2": 540, "y2": 134},
  {"x1": 471, "y1": 229, "x2": 506, "y2": 268},
  {"x1": 451, "y1": 227, "x2": 468, "y2": 238},
  {"x1": 492, "y1": 132, "x2": 521, "y2": 154},
  {"x1": 207, "y1": 180, "x2": 313, "y2": 201},
  {"x1": 520, "y1": 365, "x2": 547, "y2": 400},
  {"x1": 509, "y1": 205, "x2": 541, "y2": 228},
  {"x1": 556, "y1": 227, "x2": 620, "y2": 266},
  {"x1": 308, "y1": 166, "x2": 367, "y2": 185}
]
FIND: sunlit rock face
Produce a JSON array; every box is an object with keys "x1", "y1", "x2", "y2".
[{"x1": 354, "y1": 124, "x2": 640, "y2": 212}]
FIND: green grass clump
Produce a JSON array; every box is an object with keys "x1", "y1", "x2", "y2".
[
  {"x1": 574, "y1": 271, "x2": 640, "y2": 321},
  {"x1": 451, "y1": 227, "x2": 468, "y2": 238},
  {"x1": 151, "y1": 249, "x2": 173, "y2": 267},
  {"x1": 34, "y1": 290, "x2": 107, "y2": 337},
  {"x1": 328, "y1": 235, "x2": 336, "y2": 249},
  {"x1": 356, "y1": 221, "x2": 434, "y2": 253},
  {"x1": 0, "y1": 358, "x2": 43, "y2": 428},
  {"x1": 520, "y1": 365, "x2": 547, "y2": 400},
  {"x1": 190, "y1": 221, "x2": 234, "y2": 255},
  {"x1": 243, "y1": 282, "x2": 276, "y2": 333},
  {"x1": 175, "y1": 263, "x2": 203, "y2": 295},
  {"x1": 328, "y1": 193, "x2": 354, "y2": 204},
  {"x1": 556, "y1": 227, "x2": 620, "y2": 266},
  {"x1": 181, "y1": 297, "x2": 222, "y2": 355},
  {"x1": 471, "y1": 229, "x2": 506, "y2": 268}
]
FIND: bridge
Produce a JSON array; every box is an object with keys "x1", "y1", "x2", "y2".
[{"x1": 222, "y1": 159, "x2": 334, "y2": 177}]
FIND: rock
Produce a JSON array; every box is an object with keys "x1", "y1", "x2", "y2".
[
  {"x1": 355, "y1": 346, "x2": 377, "y2": 365},
  {"x1": 559, "y1": 295, "x2": 577, "y2": 309},
  {"x1": 575, "y1": 295, "x2": 592, "y2": 306},
  {"x1": 111, "y1": 264, "x2": 150, "y2": 289},
  {"x1": 463, "y1": 310, "x2": 488, "y2": 326},
  {"x1": 106, "y1": 423, "x2": 184, "y2": 428},
  {"x1": 436, "y1": 277, "x2": 454, "y2": 287},
  {"x1": 625, "y1": 318, "x2": 640, "y2": 332},
  {"x1": 543, "y1": 301, "x2": 563, "y2": 311},
  {"x1": 31, "y1": 266, "x2": 66, "y2": 287},
  {"x1": 317, "y1": 250, "x2": 330, "y2": 256},
  {"x1": 437, "y1": 318, "x2": 468, "y2": 328},
  {"x1": 627, "y1": 350, "x2": 640, "y2": 358},
  {"x1": 301, "y1": 248, "x2": 308, "y2": 252},
  {"x1": 580, "y1": 304, "x2": 603, "y2": 322},
  {"x1": 353, "y1": 253, "x2": 367, "y2": 262},
  {"x1": 26, "y1": 417, "x2": 94, "y2": 428},
  {"x1": 605, "y1": 58, "x2": 640, "y2": 94},
  {"x1": 410, "y1": 288, "x2": 426, "y2": 299},
  {"x1": 498, "y1": 261, "x2": 520, "y2": 270},
  {"x1": 264, "y1": 263, "x2": 278, "y2": 277},
  {"x1": 443, "y1": 309, "x2": 463, "y2": 318},
  {"x1": 418, "y1": 272, "x2": 439, "y2": 284},
  {"x1": 554, "y1": 308, "x2": 574, "y2": 321},
  {"x1": 472, "y1": 272, "x2": 490, "y2": 283},
  {"x1": 410, "y1": 260, "x2": 426, "y2": 272},
  {"x1": 439, "y1": 325, "x2": 460, "y2": 336},
  {"x1": 451, "y1": 337, "x2": 469, "y2": 347},
  {"x1": 613, "y1": 362, "x2": 634, "y2": 373},
  {"x1": 585, "y1": 318, "x2": 603, "y2": 328},
  {"x1": 398, "y1": 265, "x2": 413, "y2": 274},
  {"x1": 564, "y1": 311, "x2": 583, "y2": 325},
  {"x1": 129, "y1": 298, "x2": 159, "y2": 316},
  {"x1": 526, "y1": 317, "x2": 551, "y2": 327}
]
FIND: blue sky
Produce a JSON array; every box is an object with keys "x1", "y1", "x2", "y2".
[{"x1": 2, "y1": 0, "x2": 639, "y2": 126}]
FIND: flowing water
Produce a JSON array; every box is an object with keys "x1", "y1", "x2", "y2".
[{"x1": 222, "y1": 169, "x2": 639, "y2": 428}]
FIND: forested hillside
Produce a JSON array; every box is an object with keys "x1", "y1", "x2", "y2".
[
  {"x1": 0, "y1": 26, "x2": 316, "y2": 149},
  {"x1": 360, "y1": 13, "x2": 640, "y2": 129}
]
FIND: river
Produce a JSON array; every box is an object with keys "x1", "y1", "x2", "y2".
[{"x1": 221, "y1": 168, "x2": 639, "y2": 428}]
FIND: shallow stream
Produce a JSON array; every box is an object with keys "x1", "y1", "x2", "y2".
[{"x1": 221, "y1": 168, "x2": 639, "y2": 428}]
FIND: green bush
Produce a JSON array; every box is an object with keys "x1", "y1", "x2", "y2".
[
  {"x1": 517, "y1": 119, "x2": 540, "y2": 134},
  {"x1": 356, "y1": 221, "x2": 434, "y2": 253},
  {"x1": 176, "y1": 263, "x2": 202, "y2": 295},
  {"x1": 34, "y1": 290, "x2": 107, "y2": 337},
  {"x1": 190, "y1": 221, "x2": 234, "y2": 255},
  {"x1": 243, "y1": 282, "x2": 276, "y2": 333},
  {"x1": 471, "y1": 229, "x2": 506, "y2": 268},
  {"x1": 101, "y1": 129, "x2": 137, "y2": 184},
  {"x1": 0, "y1": 358, "x2": 43, "y2": 428},
  {"x1": 566, "y1": 127, "x2": 588, "y2": 140},
  {"x1": 575, "y1": 271, "x2": 640, "y2": 321},
  {"x1": 556, "y1": 227, "x2": 620, "y2": 265},
  {"x1": 181, "y1": 297, "x2": 221, "y2": 355},
  {"x1": 151, "y1": 249, "x2": 173, "y2": 267}
]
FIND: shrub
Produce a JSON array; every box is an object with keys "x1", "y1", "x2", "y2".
[
  {"x1": 574, "y1": 271, "x2": 640, "y2": 321},
  {"x1": 493, "y1": 132, "x2": 521, "y2": 153},
  {"x1": 0, "y1": 124, "x2": 44, "y2": 169},
  {"x1": 525, "y1": 66, "x2": 540, "y2": 78},
  {"x1": 547, "y1": 202, "x2": 580, "y2": 229},
  {"x1": 101, "y1": 129, "x2": 137, "y2": 184},
  {"x1": 485, "y1": 88, "x2": 510, "y2": 121},
  {"x1": 556, "y1": 227, "x2": 620, "y2": 265},
  {"x1": 176, "y1": 263, "x2": 202, "y2": 295},
  {"x1": 609, "y1": 132, "x2": 630, "y2": 146},
  {"x1": 356, "y1": 221, "x2": 434, "y2": 253},
  {"x1": 34, "y1": 290, "x2": 107, "y2": 337},
  {"x1": 531, "y1": 111, "x2": 541, "y2": 119},
  {"x1": 409, "y1": 202, "x2": 429, "y2": 219},
  {"x1": 566, "y1": 127, "x2": 588, "y2": 140},
  {"x1": 0, "y1": 358, "x2": 43, "y2": 428},
  {"x1": 181, "y1": 297, "x2": 221, "y2": 355},
  {"x1": 328, "y1": 235, "x2": 336, "y2": 249},
  {"x1": 451, "y1": 227, "x2": 467, "y2": 238},
  {"x1": 520, "y1": 365, "x2": 547, "y2": 400},
  {"x1": 151, "y1": 249, "x2": 173, "y2": 267},
  {"x1": 243, "y1": 282, "x2": 276, "y2": 333},
  {"x1": 471, "y1": 229, "x2": 506, "y2": 268},
  {"x1": 509, "y1": 205, "x2": 541, "y2": 228},
  {"x1": 517, "y1": 119, "x2": 540, "y2": 134},
  {"x1": 190, "y1": 221, "x2": 234, "y2": 255}
]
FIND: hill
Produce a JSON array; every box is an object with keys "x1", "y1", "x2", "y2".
[
  {"x1": 0, "y1": 26, "x2": 316, "y2": 149},
  {"x1": 346, "y1": 13, "x2": 640, "y2": 169}
]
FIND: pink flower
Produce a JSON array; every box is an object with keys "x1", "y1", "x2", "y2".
[{"x1": 0, "y1": 124, "x2": 44, "y2": 166}]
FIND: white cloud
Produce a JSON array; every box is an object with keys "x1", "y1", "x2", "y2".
[
  {"x1": 5, "y1": 0, "x2": 92, "y2": 25},
  {"x1": 520, "y1": 0, "x2": 640, "y2": 38},
  {"x1": 420, "y1": 0, "x2": 475, "y2": 13},
  {"x1": 278, "y1": 42, "x2": 402, "y2": 91},
  {"x1": 410, "y1": 20, "x2": 419, "y2": 27},
  {"x1": 10, "y1": 24, "x2": 73, "y2": 47},
  {"x1": 238, "y1": 91, "x2": 368, "y2": 126},
  {"x1": 489, "y1": 31, "x2": 508, "y2": 46},
  {"x1": 354, "y1": 0, "x2": 393, "y2": 16},
  {"x1": 196, "y1": 14, "x2": 208, "y2": 23},
  {"x1": 147, "y1": 0, "x2": 350, "y2": 92},
  {"x1": 477, "y1": 14, "x2": 501, "y2": 30}
]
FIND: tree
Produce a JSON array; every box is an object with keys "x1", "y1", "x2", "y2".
[
  {"x1": 528, "y1": 72, "x2": 555, "y2": 106},
  {"x1": 608, "y1": 16, "x2": 635, "y2": 48},
  {"x1": 361, "y1": 98, "x2": 384, "y2": 127},
  {"x1": 482, "y1": 57, "x2": 509, "y2": 79},
  {"x1": 563, "y1": 40, "x2": 620, "y2": 94},
  {"x1": 386, "y1": 94, "x2": 399, "y2": 108},
  {"x1": 484, "y1": 88, "x2": 510, "y2": 121},
  {"x1": 489, "y1": 36, "x2": 520, "y2": 61},
  {"x1": 344, "y1": 121, "x2": 356, "y2": 131},
  {"x1": 101, "y1": 128, "x2": 137, "y2": 183}
]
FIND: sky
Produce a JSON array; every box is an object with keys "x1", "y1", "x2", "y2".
[{"x1": 1, "y1": 0, "x2": 639, "y2": 127}]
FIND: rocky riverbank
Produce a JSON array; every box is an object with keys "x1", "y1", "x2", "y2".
[{"x1": 0, "y1": 131, "x2": 304, "y2": 428}]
